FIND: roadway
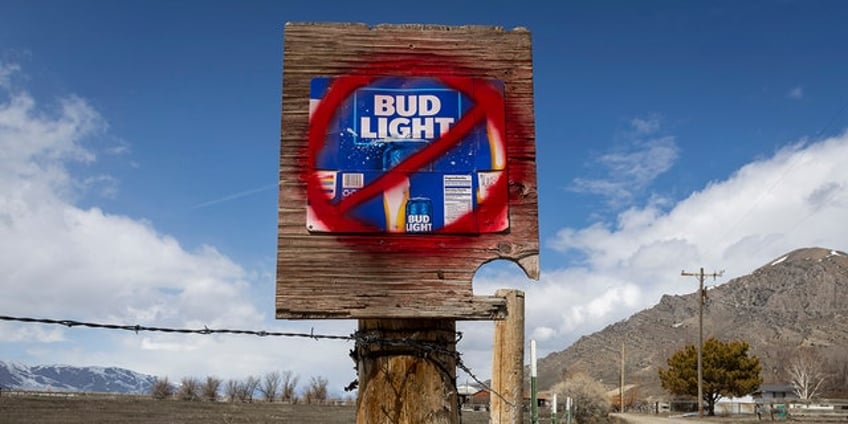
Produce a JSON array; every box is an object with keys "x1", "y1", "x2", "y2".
[{"x1": 612, "y1": 413, "x2": 764, "y2": 424}]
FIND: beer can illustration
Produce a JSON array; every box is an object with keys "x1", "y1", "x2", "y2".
[
  {"x1": 382, "y1": 141, "x2": 428, "y2": 232},
  {"x1": 405, "y1": 197, "x2": 433, "y2": 233}
]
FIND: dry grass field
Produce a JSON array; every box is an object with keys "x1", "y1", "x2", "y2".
[{"x1": 0, "y1": 392, "x2": 493, "y2": 423}]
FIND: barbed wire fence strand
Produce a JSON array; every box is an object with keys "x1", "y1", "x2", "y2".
[{"x1": 0, "y1": 314, "x2": 515, "y2": 410}]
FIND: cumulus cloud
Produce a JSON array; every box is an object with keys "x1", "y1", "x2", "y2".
[
  {"x1": 569, "y1": 118, "x2": 679, "y2": 207},
  {"x1": 461, "y1": 131, "x2": 848, "y2": 375},
  {"x1": 0, "y1": 65, "x2": 357, "y2": 389},
  {"x1": 0, "y1": 66, "x2": 257, "y2": 326}
]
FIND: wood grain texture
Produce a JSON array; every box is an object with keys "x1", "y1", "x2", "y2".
[
  {"x1": 277, "y1": 23, "x2": 539, "y2": 319},
  {"x1": 355, "y1": 319, "x2": 458, "y2": 423},
  {"x1": 490, "y1": 289, "x2": 525, "y2": 423}
]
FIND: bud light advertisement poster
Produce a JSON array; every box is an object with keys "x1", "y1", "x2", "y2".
[{"x1": 307, "y1": 76, "x2": 508, "y2": 234}]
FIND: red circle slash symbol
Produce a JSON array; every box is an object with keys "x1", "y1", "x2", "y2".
[{"x1": 306, "y1": 75, "x2": 507, "y2": 234}]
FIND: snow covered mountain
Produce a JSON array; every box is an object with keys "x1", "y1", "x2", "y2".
[{"x1": 0, "y1": 360, "x2": 156, "y2": 393}]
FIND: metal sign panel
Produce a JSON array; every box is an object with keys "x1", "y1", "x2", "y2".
[{"x1": 306, "y1": 76, "x2": 508, "y2": 234}]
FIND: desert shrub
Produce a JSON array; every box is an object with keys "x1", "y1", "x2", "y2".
[
  {"x1": 202, "y1": 376, "x2": 221, "y2": 401},
  {"x1": 280, "y1": 370, "x2": 299, "y2": 404},
  {"x1": 225, "y1": 379, "x2": 240, "y2": 402},
  {"x1": 260, "y1": 371, "x2": 281, "y2": 402},
  {"x1": 551, "y1": 372, "x2": 611, "y2": 424},
  {"x1": 304, "y1": 376, "x2": 328, "y2": 405},
  {"x1": 151, "y1": 376, "x2": 174, "y2": 400},
  {"x1": 178, "y1": 377, "x2": 201, "y2": 401}
]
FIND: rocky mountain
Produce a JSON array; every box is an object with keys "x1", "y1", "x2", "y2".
[
  {"x1": 0, "y1": 360, "x2": 156, "y2": 393},
  {"x1": 536, "y1": 247, "x2": 848, "y2": 398}
]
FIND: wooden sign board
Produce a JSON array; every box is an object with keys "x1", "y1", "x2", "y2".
[{"x1": 277, "y1": 23, "x2": 539, "y2": 320}]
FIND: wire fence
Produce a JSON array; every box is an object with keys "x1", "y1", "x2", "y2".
[{"x1": 0, "y1": 314, "x2": 514, "y2": 408}]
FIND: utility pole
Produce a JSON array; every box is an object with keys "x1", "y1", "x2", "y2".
[
  {"x1": 681, "y1": 267, "x2": 723, "y2": 418},
  {"x1": 620, "y1": 342, "x2": 625, "y2": 413}
]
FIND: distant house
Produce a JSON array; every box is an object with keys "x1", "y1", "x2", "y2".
[
  {"x1": 458, "y1": 387, "x2": 554, "y2": 412},
  {"x1": 754, "y1": 384, "x2": 799, "y2": 402},
  {"x1": 532, "y1": 390, "x2": 553, "y2": 408},
  {"x1": 457, "y1": 384, "x2": 478, "y2": 406},
  {"x1": 460, "y1": 388, "x2": 490, "y2": 411}
]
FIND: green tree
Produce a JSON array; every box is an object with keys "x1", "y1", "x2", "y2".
[{"x1": 659, "y1": 338, "x2": 762, "y2": 416}]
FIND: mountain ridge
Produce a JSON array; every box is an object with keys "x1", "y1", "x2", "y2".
[
  {"x1": 0, "y1": 360, "x2": 156, "y2": 394},
  {"x1": 536, "y1": 247, "x2": 848, "y2": 397}
]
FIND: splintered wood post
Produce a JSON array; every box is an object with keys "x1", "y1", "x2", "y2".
[
  {"x1": 491, "y1": 289, "x2": 525, "y2": 424},
  {"x1": 356, "y1": 319, "x2": 458, "y2": 424}
]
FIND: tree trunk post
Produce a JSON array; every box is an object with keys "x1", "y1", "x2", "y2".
[
  {"x1": 355, "y1": 318, "x2": 458, "y2": 424},
  {"x1": 491, "y1": 289, "x2": 525, "y2": 424}
]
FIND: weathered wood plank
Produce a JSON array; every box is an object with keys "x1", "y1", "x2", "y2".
[{"x1": 277, "y1": 23, "x2": 538, "y2": 319}]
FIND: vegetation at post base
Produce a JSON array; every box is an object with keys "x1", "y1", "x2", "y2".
[
  {"x1": 658, "y1": 338, "x2": 762, "y2": 416},
  {"x1": 551, "y1": 372, "x2": 612, "y2": 424}
]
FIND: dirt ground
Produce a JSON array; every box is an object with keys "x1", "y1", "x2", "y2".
[{"x1": 0, "y1": 393, "x2": 493, "y2": 424}]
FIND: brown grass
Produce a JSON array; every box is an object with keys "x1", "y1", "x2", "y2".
[{"x1": 0, "y1": 392, "x2": 493, "y2": 423}]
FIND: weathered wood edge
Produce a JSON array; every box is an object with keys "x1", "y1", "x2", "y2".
[{"x1": 277, "y1": 294, "x2": 508, "y2": 321}]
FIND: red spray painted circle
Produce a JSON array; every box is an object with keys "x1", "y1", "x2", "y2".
[{"x1": 304, "y1": 60, "x2": 509, "y2": 236}]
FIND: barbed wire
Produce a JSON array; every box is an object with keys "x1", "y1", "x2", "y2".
[
  {"x1": 0, "y1": 314, "x2": 514, "y2": 409},
  {"x1": 0, "y1": 315, "x2": 353, "y2": 340}
]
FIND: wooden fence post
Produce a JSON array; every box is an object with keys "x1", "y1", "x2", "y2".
[
  {"x1": 491, "y1": 289, "x2": 525, "y2": 424},
  {"x1": 355, "y1": 318, "x2": 458, "y2": 424}
]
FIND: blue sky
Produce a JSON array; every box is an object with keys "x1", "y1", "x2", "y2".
[{"x1": 2, "y1": 0, "x2": 848, "y2": 396}]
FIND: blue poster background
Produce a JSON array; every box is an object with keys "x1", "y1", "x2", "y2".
[{"x1": 308, "y1": 77, "x2": 506, "y2": 234}]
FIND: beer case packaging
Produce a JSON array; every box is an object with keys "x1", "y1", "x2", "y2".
[{"x1": 307, "y1": 77, "x2": 508, "y2": 234}]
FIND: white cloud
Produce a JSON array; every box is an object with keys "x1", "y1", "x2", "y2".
[
  {"x1": 0, "y1": 66, "x2": 362, "y2": 392},
  {"x1": 630, "y1": 117, "x2": 661, "y2": 135},
  {"x1": 569, "y1": 118, "x2": 679, "y2": 207},
  {"x1": 0, "y1": 63, "x2": 21, "y2": 88},
  {"x1": 80, "y1": 174, "x2": 120, "y2": 198},
  {"x1": 0, "y1": 322, "x2": 66, "y2": 343},
  {"x1": 462, "y1": 131, "x2": 848, "y2": 378},
  {"x1": 788, "y1": 86, "x2": 804, "y2": 100}
]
